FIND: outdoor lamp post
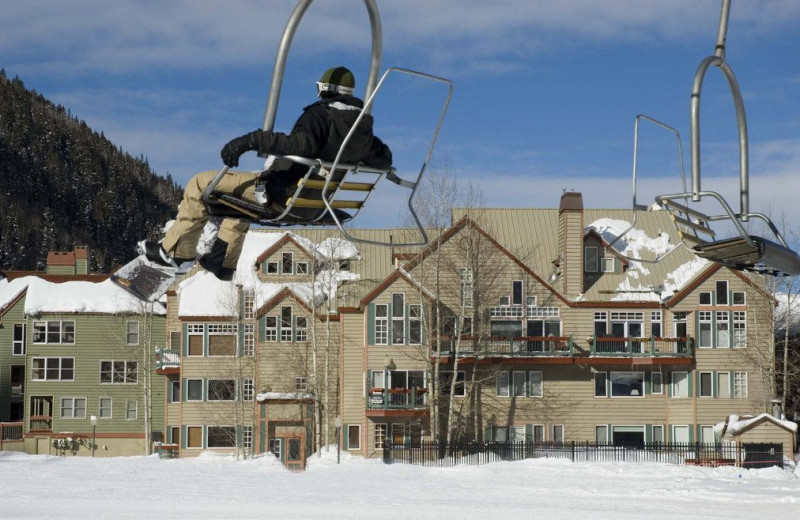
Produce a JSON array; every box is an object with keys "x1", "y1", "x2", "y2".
[
  {"x1": 334, "y1": 416, "x2": 342, "y2": 464},
  {"x1": 90, "y1": 415, "x2": 98, "y2": 457}
]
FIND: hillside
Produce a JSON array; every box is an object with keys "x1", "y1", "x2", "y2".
[{"x1": 0, "y1": 70, "x2": 183, "y2": 272}]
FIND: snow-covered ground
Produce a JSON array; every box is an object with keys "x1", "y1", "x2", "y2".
[{"x1": 1, "y1": 450, "x2": 798, "y2": 519}]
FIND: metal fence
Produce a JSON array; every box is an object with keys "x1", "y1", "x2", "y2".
[
  {"x1": 383, "y1": 441, "x2": 785, "y2": 469},
  {"x1": 0, "y1": 422, "x2": 24, "y2": 451}
]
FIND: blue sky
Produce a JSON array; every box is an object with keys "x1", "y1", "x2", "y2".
[{"x1": 3, "y1": 0, "x2": 800, "y2": 234}]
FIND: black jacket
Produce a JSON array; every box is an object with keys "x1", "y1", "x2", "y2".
[{"x1": 254, "y1": 94, "x2": 392, "y2": 169}]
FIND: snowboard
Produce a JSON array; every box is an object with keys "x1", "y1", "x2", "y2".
[{"x1": 111, "y1": 255, "x2": 187, "y2": 302}]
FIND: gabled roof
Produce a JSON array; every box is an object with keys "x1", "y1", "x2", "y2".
[
  {"x1": 583, "y1": 228, "x2": 629, "y2": 268},
  {"x1": 359, "y1": 268, "x2": 438, "y2": 308},
  {"x1": 715, "y1": 413, "x2": 798, "y2": 437},
  {"x1": 256, "y1": 286, "x2": 316, "y2": 319},
  {"x1": 401, "y1": 215, "x2": 571, "y2": 306},
  {"x1": 255, "y1": 234, "x2": 316, "y2": 265}
]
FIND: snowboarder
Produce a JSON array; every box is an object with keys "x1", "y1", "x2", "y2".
[{"x1": 134, "y1": 66, "x2": 392, "y2": 284}]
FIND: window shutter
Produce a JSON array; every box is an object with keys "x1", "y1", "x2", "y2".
[
  {"x1": 343, "y1": 424, "x2": 349, "y2": 449},
  {"x1": 258, "y1": 316, "x2": 265, "y2": 342},
  {"x1": 387, "y1": 301, "x2": 393, "y2": 345},
  {"x1": 484, "y1": 425, "x2": 492, "y2": 443},
  {"x1": 367, "y1": 304, "x2": 375, "y2": 345},
  {"x1": 405, "y1": 303, "x2": 410, "y2": 344},
  {"x1": 181, "y1": 425, "x2": 187, "y2": 449},
  {"x1": 182, "y1": 324, "x2": 189, "y2": 356},
  {"x1": 644, "y1": 372, "x2": 651, "y2": 395},
  {"x1": 687, "y1": 371, "x2": 694, "y2": 398},
  {"x1": 525, "y1": 424, "x2": 533, "y2": 443},
  {"x1": 645, "y1": 424, "x2": 652, "y2": 444},
  {"x1": 181, "y1": 378, "x2": 187, "y2": 402}
]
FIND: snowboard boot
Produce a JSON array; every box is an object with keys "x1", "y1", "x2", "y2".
[
  {"x1": 138, "y1": 240, "x2": 194, "y2": 273},
  {"x1": 198, "y1": 239, "x2": 235, "y2": 281}
]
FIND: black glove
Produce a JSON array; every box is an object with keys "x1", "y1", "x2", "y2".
[{"x1": 220, "y1": 130, "x2": 260, "y2": 167}]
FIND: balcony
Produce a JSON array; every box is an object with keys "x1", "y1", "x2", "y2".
[
  {"x1": 10, "y1": 383, "x2": 24, "y2": 396},
  {"x1": 155, "y1": 348, "x2": 181, "y2": 375},
  {"x1": 589, "y1": 336, "x2": 693, "y2": 364},
  {"x1": 366, "y1": 388, "x2": 428, "y2": 417},
  {"x1": 436, "y1": 336, "x2": 574, "y2": 362},
  {"x1": 29, "y1": 415, "x2": 52, "y2": 432}
]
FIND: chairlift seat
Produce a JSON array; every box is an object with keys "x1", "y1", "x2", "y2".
[{"x1": 693, "y1": 235, "x2": 800, "y2": 276}]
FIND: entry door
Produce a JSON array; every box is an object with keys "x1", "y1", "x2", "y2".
[
  {"x1": 286, "y1": 437, "x2": 304, "y2": 471},
  {"x1": 527, "y1": 320, "x2": 543, "y2": 351}
]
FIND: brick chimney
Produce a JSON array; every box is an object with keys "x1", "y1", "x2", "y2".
[{"x1": 558, "y1": 192, "x2": 584, "y2": 296}]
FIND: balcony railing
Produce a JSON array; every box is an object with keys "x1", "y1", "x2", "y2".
[
  {"x1": 436, "y1": 336, "x2": 574, "y2": 358},
  {"x1": 156, "y1": 348, "x2": 181, "y2": 371},
  {"x1": 367, "y1": 388, "x2": 427, "y2": 410},
  {"x1": 10, "y1": 383, "x2": 24, "y2": 395},
  {"x1": 29, "y1": 415, "x2": 52, "y2": 431},
  {"x1": 591, "y1": 336, "x2": 693, "y2": 357},
  {"x1": 489, "y1": 305, "x2": 524, "y2": 318}
]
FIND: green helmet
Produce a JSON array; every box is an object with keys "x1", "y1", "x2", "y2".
[{"x1": 317, "y1": 66, "x2": 355, "y2": 96}]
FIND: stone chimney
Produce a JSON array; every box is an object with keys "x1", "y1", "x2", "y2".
[{"x1": 558, "y1": 191, "x2": 584, "y2": 296}]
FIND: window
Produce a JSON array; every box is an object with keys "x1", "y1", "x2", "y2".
[
  {"x1": 672, "y1": 425, "x2": 690, "y2": 443},
  {"x1": 208, "y1": 323, "x2": 237, "y2": 356},
  {"x1": 601, "y1": 257, "x2": 615, "y2": 273},
  {"x1": 391, "y1": 424, "x2": 406, "y2": 445},
  {"x1": 512, "y1": 281, "x2": 523, "y2": 305},
  {"x1": 595, "y1": 425, "x2": 608, "y2": 443},
  {"x1": 594, "y1": 372, "x2": 607, "y2": 397},
  {"x1": 732, "y1": 291, "x2": 746, "y2": 305},
  {"x1": 650, "y1": 311, "x2": 662, "y2": 338},
  {"x1": 207, "y1": 379, "x2": 235, "y2": 401},
  {"x1": 699, "y1": 372, "x2": 713, "y2": 397},
  {"x1": 186, "y1": 379, "x2": 203, "y2": 401},
  {"x1": 242, "y1": 378, "x2": 254, "y2": 401},
  {"x1": 244, "y1": 290, "x2": 255, "y2": 320},
  {"x1": 100, "y1": 361, "x2": 138, "y2": 384},
  {"x1": 295, "y1": 316, "x2": 308, "y2": 342},
  {"x1": 491, "y1": 425, "x2": 526, "y2": 442},
  {"x1": 374, "y1": 304, "x2": 388, "y2": 345},
  {"x1": 594, "y1": 312, "x2": 607, "y2": 337},
  {"x1": 716, "y1": 281, "x2": 728, "y2": 305},
  {"x1": 733, "y1": 312, "x2": 746, "y2": 348},
  {"x1": 169, "y1": 331, "x2": 181, "y2": 349},
  {"x1": 698, "y1": 311, "x2": 712, "y2": 347},
  {"x1": 392, "y1": 294, "x2": 405, "y2": 344},
  {"x1": 126, "y1": 321, "x2": 140, "y2": 345},
  {"x1": 440, "y1": 371, "x2": 465, "y2": 396},
  {"x1": 734, "y1": 372, "x2": 748, "y2": 399},
  {"x1": 282, "y1": 252, "x2": 293, "y2": 274},
  {"x1": 242, "y1": 426, "x2": 253, "y2": 450},
  {"x1": 610, "y1": 372, "x2": 644, "y2": 397},
  {"x1": 700, "y1": 425, "x2": 715, "y2": 444},
  {"x1": 716, "y1": 312, "x2": 730, "y2": 348},
  {"x1": 207, "y1": 426, "x2": 235, "y2": 448},
  {"x1": 374, "y1": 424, "x2": 387, "y2": 450},
  {"x1": 168, "y1": 381, "x2": 180, "y2": 403},
  {"x1": 585, "y1": 246, "x2": 599, "y2": 272},
  {"x1": 699, "y1": 292, "x2": 712, "y2": 305},
  {"x1": 266, "y1": 261, "x2": 279, "y2": 274},
  {"x1": 265, "y1": 316, "x2": 278, "y2": 342},
  {"x1": 296, "y1": 262, "x2": 309, "y2": 274},
  {"x1": 13, "y1": 324, "x2": 25, "y2": 355},
  {"x1": 512, "y1": 371, "x2": 526, "y2": 397},
  {"x1": 532, "y1": 425, "x2": 545, "y2": 443},
  {"x1": 243, "y1": 324, "x2": 254, "y2": 356},
  {"x1": 528, "y1": 371, "x2": 543, "y2": 397},
  {"x1": 281, "y1": 307, "x2": 293, "y2": 342},
  {"x1": 409, "y1": 305, "x2": 422, "y2": 344},
  {"x1": 496, "y1": 372, "x2": 510, "y2": 397},
  {"x1": 460, "y1": 269, "x2": 473, "y2": 307},
  {"x1": 187, "y1": 426, "x2": 203, "y2": 448},
  {"x1": 653, "y1": 425, "x2": 665, "y2": 443},
  {"x1": 295, "y1": 376, "x2": 308, "y2": 391},
  {"x1": 187, "y1": 324, "x2": 204, "y2": 356},
  {"x1": 551, "y1": 425, "x2": 564, "y2": 443},
  {"x1": 347, "y1": 425, "x2": 361, "y2": 450},
  {"x1": 717, "y1": 372, "x2": 731, "y2": 398},
  {"x1": 60, "y1": 397, "x2": 86, "y2": 419},
  {"x1": 98, "y1": 397, "x2": 112, "y2": 418},
  {"x1": 32, "y1": 320, "x2": 75, "y2": 344},
  {"x1": 651, "y1": 372, "x2": 663, "y2": 394},
  {"x1": 31, "y1": 357, "x2": 74, "y2": 381},
  {"x1": 126, "y1": 400, "x2": 137, "y2": 420},
  {"x1": 671, "y1": 371, "x2": 688, "y2": 398}
]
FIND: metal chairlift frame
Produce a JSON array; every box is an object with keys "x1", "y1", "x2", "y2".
[
  {"x1": 201, "y1": 0, "x2": 453, "y2": 248},
  {"x1": 615, "y1": 0, "x2": 799, "y2": 276}
]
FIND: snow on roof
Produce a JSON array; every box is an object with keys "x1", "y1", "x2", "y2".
[
  {"x1": 0, "y1": 276, "x2": 32, "y2": 313},
  {"x1": 177, "y1": 230, "x2": 362, "y2": 318},
  {"x1": 23, "y1": 277, "x2": 164, "y2": 315},
  {"x1": 586, "y1": 218, "x2": 710, "y2": 302},
  {"x1": 714, "y1": 413, "x2": 798, "y2": 436}
]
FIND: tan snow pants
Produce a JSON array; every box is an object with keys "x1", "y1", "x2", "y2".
[{"x1": 161, "y1": 170, "x2": 260, "y2": 269}]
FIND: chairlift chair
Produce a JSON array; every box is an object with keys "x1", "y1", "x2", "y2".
[
  {"x1": 201, "y1": 0, "x2": 453, "y2": 248},
  {"x1": 611, "y1": 0, "x2": 800, "y2": 276}
]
